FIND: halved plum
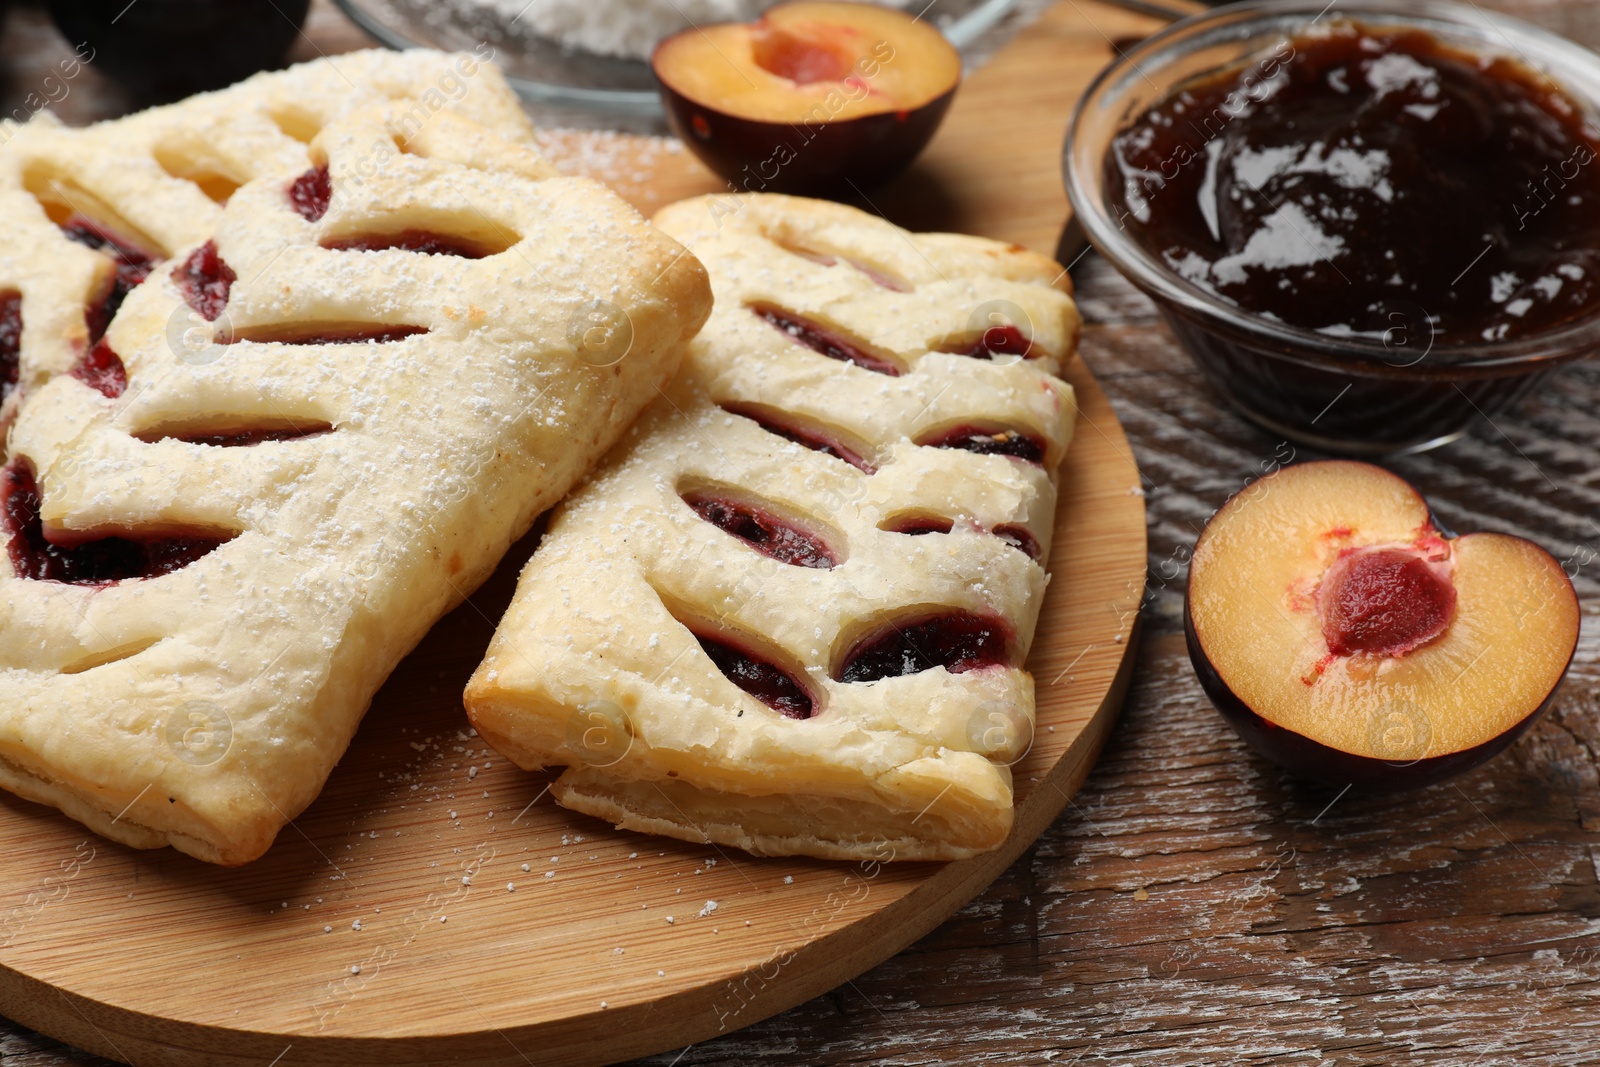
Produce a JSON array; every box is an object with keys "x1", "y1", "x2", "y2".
[
  {"x1": 1185, "y1": 461, "x2": 1579, "y2": 789},
  {"x1": 653, "y1": 1, "x2": 961, "y2": 195}
]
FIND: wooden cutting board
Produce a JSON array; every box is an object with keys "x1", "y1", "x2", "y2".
[{"x1": 0, "y1": 2, "x2": 1162, "y2": 1064}]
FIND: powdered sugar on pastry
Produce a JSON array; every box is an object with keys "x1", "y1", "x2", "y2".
[
  {"x1": 0, "y1": 50, "x2": 711, "y2": 864},
  {"x1": 466, "y1": 194, "x2": 1079, "y2": 862}
]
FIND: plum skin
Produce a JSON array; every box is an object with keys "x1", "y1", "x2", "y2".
[
  {"x1": 1182, "y1": 595, "x2": 1571, "y2": 792},
  {"x1": 656, "y1": 80, "x2": 956, "y2": 196}
]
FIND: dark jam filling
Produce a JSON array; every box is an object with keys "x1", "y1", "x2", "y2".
[
  {"x1": 0, "y1": 291, "x2": 20, "y2": 407},
  {"x1": 324, "y1": 231, "x2": 490, "y2": 258},
  {"x1": 940, "y1": 325, "x2": 1035, "y2": 361},
  {"x1": 994, "y1": 524, "x2": 1041, "y2": 561},
  {"x1": 722, "y1": 404, "x2": 877, "y2": 473},
  {"x1": 920, "y1": 425, "x2": 1045, "y2": 464},
  {"x1": 172, "y1": 241, "x2": 235, "y2": 322},
  {"x1": 2, "y1": 460, "x2": 228, "y2": 585},
  {"x1": 1105, "y1": 23, "x2": 1600, "y2": 345},
  {"x1": 684, "y1": 491, "x2": 836, "y2": 569},
  {"x1": 151, "y1": 426, "x2": 331, "y2": 447},
  {"x1": 694, "y1": 631, "x2": 814, "y2": 719},
  {"x1": 289, "y1": 165, "x2": 332, "y2": 222},
  {"x1": 71, "y1": 341, "x2": 127, "y2": 399},
  {"x1": 61, "y1": 217, "x2": 156, "y2": 343},
  {"x1": 883, "y1": 516, "x2": 1042, "y2": 560},
  {"x1": 754, "y1": 305, "x2": 901, "y2": 376},
  {"x1": 223, "y1": 324, "x2": 427, "y2": 346},
  {"x1": 837, "y1": 613, "x2": 1011, "y2": 683},
  {"x1": 884, "y1": 516, "x2": 954, "y2": 536}
]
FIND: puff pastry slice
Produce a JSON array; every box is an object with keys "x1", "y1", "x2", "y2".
[
  {"x1": 467, "y1": 194, "x2": 1079, "y2": 861},
  {"x1": 0, "y1": 51, "x2": 711, "y2": 864}
]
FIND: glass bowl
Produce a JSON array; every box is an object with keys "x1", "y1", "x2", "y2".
[
  {"x1": 1063, "y1": 0, "x2": 1600, "y2": 455},
  {"x1": 334, "y1": 0, "x2": 1020, "y2": 119}
]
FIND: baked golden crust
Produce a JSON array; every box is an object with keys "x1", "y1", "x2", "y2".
[
  {"x1": 0, "y1": 51, "x2": 711, "y2": 864},
  {"x1": 467, "y1": 194, "x2": 1078, "y2": 861}
]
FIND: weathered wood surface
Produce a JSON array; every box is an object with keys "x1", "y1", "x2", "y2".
[
  {"x1": 4, "y1": 0, "x2": 1600, "y2": 1063},
  {"x1": 1, "y1": 0, "x2": 1152, "y2": 1061}
]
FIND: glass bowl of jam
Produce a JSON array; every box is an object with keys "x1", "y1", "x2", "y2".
[{"x1": 1064, "y1": 0, "x2": 1600, "y2": 454}]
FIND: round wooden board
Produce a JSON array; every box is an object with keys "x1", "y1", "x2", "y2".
[{"x1": 0, "y1": 351, "x2": 1144, "y2": 1067}]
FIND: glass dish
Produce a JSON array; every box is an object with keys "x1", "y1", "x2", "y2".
[
  {"x1": 334, "y1": 0, "x2": 1020, "y2": 118},
  {"x1": 1063, "y1": 0, "x2": 1600, "y2": 455}
]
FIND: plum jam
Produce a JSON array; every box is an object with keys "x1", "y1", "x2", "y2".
[
  {"x1": 994, "y1": 524, "x2": 1041, "y2": 561},
  {"x1": 683, "y1": 491, "x2": 836, "y2": 568},
  {"x1": 837, "y1": 612, "x2": 1010, "y2": 682},
  {"x1": 151, "y1": 426, "x2": 331, "y2": 447},
  {"x1": 172, "y1": 241, "x2": 235, "y2": 322},
  {"x1": 1318, "y1": 543, "x2": 1456, "y2": 657},
  {"x1": 1074, "y1": 14, "x2": 1600, "y2": 452},
  {"x1": 62, "y1": 217, "x2": 156, "y2": 343},
  {"x1": 221, "y1": 324, "x2": 426, "y2": 346},
  {"x1": 753, "y1": 305, "x2": 900, "y2": 376},
  {"x1": 324, "y1": 232, "x2": 491, "y2": 258},
  {"x1": 919, "y1": 426, "x2": 1045, "y2": 463},
  {"x1": 695, "y1": 631, "x2": 814, "y2": 719},
  {"x1": 881, "y1": 516, "x2": 1041, "y2": 560},
  {"x1": 2, "y1": 460, "x2": 228, "y2": 584},
  {"x1": 0, "y1": 291, "x2": 20, "y2": 407},
  {"x1": 938, "y1": 324, "x2": 1034, "y2": 362},
  {"x1": 71, "y1": 341, "x2": 127, "y2": 399},
  {"x1": 1107, "y1": 24, "x2": 1600, "y2": 345},
  {"x1": 721, "y1": 403, "x2": 877, "y2": 473},
  {"x1": 289, "y1": 166, "x2": 331, "y2": 222},
  {"x1": 883, "y1": 515, "x2": 953, "y2": 537}
]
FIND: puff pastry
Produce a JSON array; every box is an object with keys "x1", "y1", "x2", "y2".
[
  {"x1": 0, "y1": 50, "x2": 711, "y2": 864},
  {"x1": 467, "y1": 194, "x2": 1079, "y2": 860}
]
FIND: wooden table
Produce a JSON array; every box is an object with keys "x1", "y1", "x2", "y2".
[{"x1": 4, "y1": 0, "x2": 1599, "y2": 1063}]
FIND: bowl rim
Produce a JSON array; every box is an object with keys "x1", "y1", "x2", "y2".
[
  {"x1": 333, "y1": 0, "x2": 1019, "y2": 117},
  {"x1": 1062, "y1": 0, "x2": 1600, "y2": 372}
]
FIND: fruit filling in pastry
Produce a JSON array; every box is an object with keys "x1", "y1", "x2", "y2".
[
  {"x1": 467, "y1": 194, "x2": 1080, "y2": 861},
  {"x1": 0, "y1": 50, "x2": 711, "y2": 864}
]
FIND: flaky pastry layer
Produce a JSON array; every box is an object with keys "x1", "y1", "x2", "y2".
[
  {"x1": 0, "y1": 51, "x2": 711, "y2": 863},
  {"x1": 468, "y1": 194, "x2": 1078, "y2": 861}
]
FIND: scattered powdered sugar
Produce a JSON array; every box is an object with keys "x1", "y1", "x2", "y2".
[
  {"x1": 453, "y1": 0, "x2": 913, "y2": 61},
  {"x1": 533, "y1": 127, "x2": 683, "y2": 189}
]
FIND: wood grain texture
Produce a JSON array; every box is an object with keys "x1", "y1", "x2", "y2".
[
  {"x1": 0, "y1": 2, "x2": 1148, "y2": 1064},
  {"x1": 0, "y1": 347, "x2": 1142, "y2": 1066},
  {"x1": 4, "y1": 0, "x2": 1600, "y2": 1064}
]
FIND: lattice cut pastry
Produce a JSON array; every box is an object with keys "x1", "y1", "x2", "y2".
[
  {"x1": 467, "y1": 194, "x2": 1079, "y2": 860},
  {"x1": 0, "y1": 51, "x2": 712, "y2": 864}
]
